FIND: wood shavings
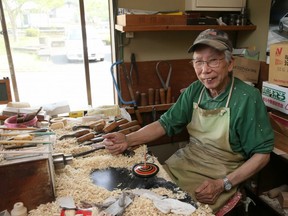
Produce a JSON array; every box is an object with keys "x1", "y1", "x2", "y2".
[{"x1": 27, "y1": 124, "x2": 214, "y2": 216}]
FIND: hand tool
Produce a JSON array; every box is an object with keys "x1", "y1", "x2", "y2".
[
  {"x1": 159, "y1": 88, "x2": 166, "y2": 104},
  {"x1": 77, "y1": 120, "x2": 139, "y2": 143},
  {"x1": 0, "y1": 127, "x2": 37, "y2": 130},
  {"x1": 102, "y1": 118, "x2": 128, "y2": 133},
  {"x1": 110, "y1": 61, "x2": 143, "y2": 125},
  {"x1": 17, "y1": 106, "x2": 42, "y2": 123},
  {"x1": 154, "y1": 89, "x2": 160, "y2": 105},
  {"x1": 72, "y1": 119, "x2": 106, "y2": 131},
  {"x1": 135, "y1": 90, "x2": 141, "y2": 106},
  {"x1": 76, "y1": 132, "x2": 95, "y2": 143},
  {"x1": 72, "y1": 143, "x2": 135, "y2": 159},
  {"x1": 118, "y1": 120, "x2": 139, "y2": 130},
  {"x1": 140, "y1": 93, "x2": 147, "y2": 106},
  {"x1": 166, "y1": 86, "x2": 172, "y2": 103},
  {"x1": 4, "y1": 143, "x2": 37, "y2": 149},
  {"x1": 148, "y1": 88, "x2": 154, "y2": 105},
  {"x1": 72, "y1": 143, "x2": 105, "y2": 158},
  {"x1": 6, "y1": 132, "x2": 55, "y2": 140},
  {"x1": 0, "y1": 128, "x2": 49, "y2": 136},
  {"x1": 0, "y1": 140, "x2": 53, "y2": 145},
  {"x1": 59, "y1": 129, "x2": 90, "y2": 140},
  {"x1": 156, "y1": 60, "x2": 172, "y2": 91},
  {"x1": 129, "y1": 53, "x2": 139, "y2": 86},
  {"x1": 81, "y1": 124, "x2": 141, "y2": 145}
]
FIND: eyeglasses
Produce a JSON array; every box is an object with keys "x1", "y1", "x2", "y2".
[{"x1": 190, "y1": 58, "x2": 225, "y2": 69}]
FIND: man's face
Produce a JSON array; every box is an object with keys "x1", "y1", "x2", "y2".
[{"x1": 192, "y1": 46, "x2": 234, "y2": 97}]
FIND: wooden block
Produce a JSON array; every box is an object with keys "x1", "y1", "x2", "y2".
[
  {"x1": 278, "y1": 192, "x2": 288, "y2": 208},
  {"x1": 0, "y1": 147, "x2": 55, "y2": 211}
]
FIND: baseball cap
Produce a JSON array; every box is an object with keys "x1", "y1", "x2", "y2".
[{"x1": 188, "y1": 29, "x2": 233, "y2": 53}]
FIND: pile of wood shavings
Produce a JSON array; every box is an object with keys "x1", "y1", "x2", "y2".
[{"x1": 28, "y1": 123, "x2": 214, "y2": 216}]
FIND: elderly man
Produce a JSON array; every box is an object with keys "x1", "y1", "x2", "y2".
[{"x1": 103, "y1": 29, "x2": 274, "y2": 212}]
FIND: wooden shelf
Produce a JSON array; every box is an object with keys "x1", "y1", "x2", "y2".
[
  {"x1": 115, "y1": 24, "x2": 257, "y2": 32},
  {"x1": 124, "y1": 103, "x2": 173, "y2": 114}
]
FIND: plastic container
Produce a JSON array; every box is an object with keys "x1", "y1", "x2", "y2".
[
  {"x1": 10, "y1": 202, "x2": 27, "y2": 216},
  {"x1": 4, "y1": 115, "x2": 38, "y2": 128}
]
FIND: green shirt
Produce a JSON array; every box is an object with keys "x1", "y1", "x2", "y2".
[{"x1": 159, "y1": 77, "x2": 274, "y2": 159}]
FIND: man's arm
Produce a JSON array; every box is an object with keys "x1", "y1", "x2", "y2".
[
  {"x1": 103, "y1": 121, "x2": 166, "y2": 155},
  {"x1": 126, "y1": 121, "x2": 166, "y2": 147},
  {"x1": 195, "y1": 153, "x2": 270, "y2": 204},
  {"x1": 227, "y1": 153, "x2": 270, "y2": 187}
]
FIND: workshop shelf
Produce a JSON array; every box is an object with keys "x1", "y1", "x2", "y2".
[{"x1": 115, "y1": 24, "x2": 257, "y2": 32}]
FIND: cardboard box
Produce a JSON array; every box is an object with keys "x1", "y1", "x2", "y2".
[
  {"x1": 117, "y1": 14, "x2": 187, "y2": 26},
  {"x1": 269, "y1": 42, "x2": 288, "y2": 87},
  {"x1": 233, "y1": 56, "x2": 260, "y2": 83},
  {"x1": 262, "y1": 81, "x2": 288, "y2": 114}
]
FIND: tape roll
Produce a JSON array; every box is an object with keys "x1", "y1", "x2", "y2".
[{"x1": 50, "y1": 117, "x2": 67, "y2": 126}]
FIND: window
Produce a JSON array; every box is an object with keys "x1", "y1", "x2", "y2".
[{"x1": 0, "y1": 0, "x2": 114, "y2": 111}]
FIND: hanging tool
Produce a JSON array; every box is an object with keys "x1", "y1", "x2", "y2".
[
  {"x1": 110, "y1": 61, "x2": 143, "y2": 125},
  {"x1": 156, "y1": 61, "x2": 173, "y2": 104},
  {"x1": 156, "y1": 61, "x2": 172, "y2": 90},
  {"x1": 129, "y1": 53, "x2": 139, "y2": 86}
]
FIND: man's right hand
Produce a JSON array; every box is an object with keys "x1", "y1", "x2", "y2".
[{"x1": 102, "y1": 132, "x2": 129, "y2": 155}]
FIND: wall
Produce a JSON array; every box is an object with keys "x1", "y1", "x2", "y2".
[
  {"x1": 117, "y1": 0, "x2": 271, "y2": 62},
  {"x1": 237, "y1": 0, "x2": 271, "y2": 60}
]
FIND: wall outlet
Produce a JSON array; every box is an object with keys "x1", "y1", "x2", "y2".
[{"x1": 126, "y1": 32, "x2": 134, "y2": 38}]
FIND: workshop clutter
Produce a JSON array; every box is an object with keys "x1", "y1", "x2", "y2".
[
  {"x1": 269, "y1": 41, "x2": 288, "y2": 87},
  {"x1": 264, "y1": 185, "x2": 288, "y2": 208}
]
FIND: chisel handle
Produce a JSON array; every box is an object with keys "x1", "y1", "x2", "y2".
[
  {"x1": 159, "y1": 88, "x2": 166, "y2": 104},
  {"x1": 154, "y1": 89, "x2": 160, "y2": 105},
  {"x1": 148, "y1": 88, "x2": 154, "y2": 105},
  {"x1": 59, "y1": 129, "x2": 90, "y2": 140},
  {"x1": 118, "y1": 125, "x2": 141, "y2": 135},
  {"x1": 77, "y1": 132, "x2": 95, "y2": 143},
  {"x1": 118, "y1": 120, "x2": 139, "y2": 130},
  {"x1": 166, "y1": 86, "x2": 172, "y2": 104}
]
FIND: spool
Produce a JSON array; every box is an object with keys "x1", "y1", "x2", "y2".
[
  {"x1": 10, "y1": 202, "x2": 27, "y2": 216},
  {"x1": 132, "y1": 162, "x2": 159, "y2": 178}
]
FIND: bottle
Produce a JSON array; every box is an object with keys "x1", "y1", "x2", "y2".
[
  {"x1": 241, "y1": 7, "x2": 248, "y2": 25},
  {"x1": 11, "y1": 202, "x2": 28, "y2": 216}
]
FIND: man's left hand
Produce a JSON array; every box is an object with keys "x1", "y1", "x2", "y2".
[{"x1": 194, "y1": 179, "x2": 224, "y2": 204}]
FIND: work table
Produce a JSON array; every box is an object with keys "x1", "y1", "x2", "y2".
[{"x1": 0, "y1": 120, "x2": 213, "y2": 215}]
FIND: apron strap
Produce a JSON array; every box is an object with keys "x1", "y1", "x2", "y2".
[{"x1": 197, "y1": 76, "x2": 235, "y2": 108}]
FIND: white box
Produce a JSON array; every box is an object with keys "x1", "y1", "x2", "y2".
[
  {"x1": 262, "y1": 81, "x2": 288, "y2": 114},
  {"x1": 185, "y1": 0, "x2": 246, "y2": 11}
]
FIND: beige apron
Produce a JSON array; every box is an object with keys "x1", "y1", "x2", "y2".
[{"x1": 165, "y1": 77, "x2": 245, "y2": 212}]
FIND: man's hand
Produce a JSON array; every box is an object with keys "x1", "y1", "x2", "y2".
[
  {"x1": 102, "y1": 132, "x2": 129, "y2": 155},
  {"x1": 194, "y1": 179, "x2": 224, "y2": 204}
]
